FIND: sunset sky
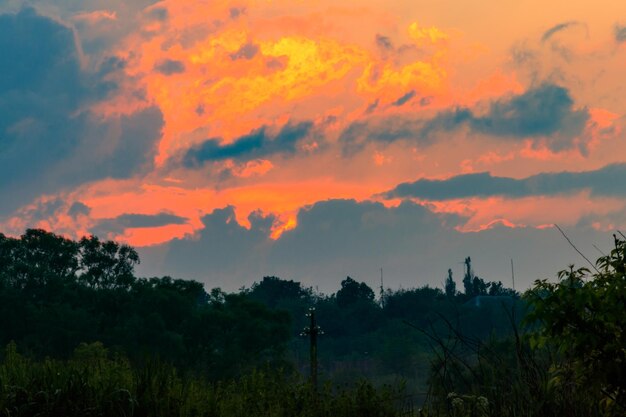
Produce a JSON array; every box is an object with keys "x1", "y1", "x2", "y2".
[{"x1": 2, "y1": 0, "x2": 626, "y2": 292}]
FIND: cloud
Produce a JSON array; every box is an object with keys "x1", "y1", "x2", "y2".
[
  {"x1": 229, "y1": 7, "x2": 245, "y2": 19},
  {"x1": 67, "y1": 202, "x2": 91, "y2": 217},
  {"x1": 91, "y1": 212, "x2": 188, "y2": 237},
  {"x1": 541, "y1": 21, "x2": 581, "y2": 42},
  {"x1": 154, "y1": 59, "x2": 185, "y2": 75},
  {"x1": 271, "y1": 199, "x2": 462, "y2": 262},
  {"x1": 375, "y1": 34, "x2": 393, "y2": 50},
  {"x1": 340, "y1": 117, "x2": 427, "y2": 155},
  {"x1": 340, "y1": 83, "x2": 589, "y2": 154},
  {"x1": 183, "y1": 121, "x2": 314, "y2": 167},
  {"x1": 138, "y1": 206, "x2": 275, "y2": 282},
  {"x1": 381, "y1": 163, "x2": 626, "y2": 200},
  {"x1": 391, "y1": 90, "x2": 416, "y2": 106},
  {"x1": 615, "y1": 24, "x2": 626, "y2": 43},
  {"x1": 137, "y1": 199, "x2": 462, "y2": 287},
  {"x1": 230, "y1": 42, "x2": 259, "y2": 60},
  {"x1": 136, "y1": 198, "x2": 609, "y2": 293},
  {"x1": 145, "y1": 6, "x2": 168, "y2": 22},
  {"x1": 426, "y1": 84, "x2": 588, "y2": 143},
  {"x1": 0, "y1": 8, "x2": 164, "y2": 216}
]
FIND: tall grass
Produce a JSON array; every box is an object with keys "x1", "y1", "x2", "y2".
[{"x1": 0, "y1": 342, "x2": 401, "y2": 417}]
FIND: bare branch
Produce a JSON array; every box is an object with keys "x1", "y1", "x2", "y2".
[{"x1": 554, "y1": 224, "x2": 600, "y2": 274}]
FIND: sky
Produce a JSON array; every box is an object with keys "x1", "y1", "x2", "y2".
[{"x1": 1, "y1": 0, "x2": 626, "y2": 293}]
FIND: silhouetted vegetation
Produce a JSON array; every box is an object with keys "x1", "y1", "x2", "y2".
[{"x1": 2, "y1": 228, "x2": 624, "y2": 416}]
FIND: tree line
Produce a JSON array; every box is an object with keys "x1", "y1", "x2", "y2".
[{"x1": 2, "y1": 228, "x2": 624, "y2": 416}]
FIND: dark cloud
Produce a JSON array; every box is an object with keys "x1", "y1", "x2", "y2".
[
  {"x1": 137, "y1": 198, "x2": 608, "y2": 294},
  {"x1": 229, "y1": 7, "x2": 245, "y2": 19},
  {"x1": 510, "y1": 42, "x2": 537, "y2": 66},
  {"x1": 183, "y1": 122, "x2": 313, "y2": 167},
  {"x1": 365, "y1": 99, "x2": 379, "y2": 114},
  {"x1": 137, "y1": 200, "x2": 461, "y2": 287},
  {"x1": 272, "y1": 199, "x2": 462, "y2": 263},
  {"x1": 381, "y1": 163, "x2": 626, "y2": 200},
  {"x1": 375, "y1": 34, "x2": 393, "y2": 50},
  {"x1": 541, "y1": 21, "x2": 580, "y2": 42},
  {"x1": 0, "y1": 8, "x2": 164, "y2": 216},
  {"x1": 230, "y1": 42, "x2": 259, "y2": 60},
  {"x1": 339, "y1": 117, "x2": 425, "y2": 156},
  {"x1": 154, "y1": 59, "x2": 185, "y2": 75},
  {"x1": 266, "y1": 58, "x2": 286, "y2": 70},
  {"x1": 419, "y1": 96, "x2": 432, "y2": 106},
  {"x1": 615, "y1": 24, "x2": 626, "y2": 43},
  {"x1": 145, "y1": 7, "x2": 168, "y2": 21},
  {"x1": 138, "y1": 207, "x2": 274, "y2": 282},
  {"x1": 91, "y1": 212, "x2": 188, "y2": 237},
  {"x1": 425, "y1": 84, "x2": 588, "y2": 142},
  {"x1": 67, "y1": 202, "x2": 91, "y2": 218},
  {"x1": 340, "y1": 83, "x2": 589, "y2": 155},
  {"x1": 391, "y1": 90, "x2": 416, "y2": 106}
]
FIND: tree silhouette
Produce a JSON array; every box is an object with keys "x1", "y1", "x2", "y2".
[
  {"x1": 336, "y1": 276, "x2": 375, "y2": 308},
  {"x1": 445, "y1": 268, "x2": 456, "y2": 298}
]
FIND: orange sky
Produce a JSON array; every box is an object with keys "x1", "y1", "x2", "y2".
[{"x1": 2, "y1": 0, "x2": 626, "y2": 290}]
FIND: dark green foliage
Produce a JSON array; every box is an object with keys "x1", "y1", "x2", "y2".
[
  {"x1": 248, "y1": 276, "x2": 313, "y2": 309},
  {"x1": 78, "y1": 234, "x2": 139, "y2": 290},
  {"x1": 445, "y1": 269, "x2": 456, "y2": 298},
  {"x1": 1, "y1": 228, "x2": 540, "y2": 416},
  {"x1": 421, "y1": 235, "x2": 626, "y2": 417},
  {"x1": 0, "y1": 230, "x2": 291, "y2": 380},
  {"x1": 525, "y1": 234, "x2": 626, "y2": 414},
  {"x1": 0, "y1": 342, "x2": 400, "y2": 417},
  {"x1": 336, "y1": 276, "x2": 375, "y2": 308}
]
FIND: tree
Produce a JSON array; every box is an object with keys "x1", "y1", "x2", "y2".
[
  {"x1": 336, "y1": 276, "x2": 375, "y2": 308},
  {"x1": 462, "y1": 257, "x2": 491, "y2": 297},
  {"x1": 78, "y1": 235, "x2": 139, "y2": 290},
  {"x1": 8, "y1": 229, "x2": 79, "y2": 291},
  {"x1": 445, "y1": 268, "x2": 456, "y2": 298},
  {"x1": 248, "y1": 276, "x2": 312, "y2": 309},
  {"x1": 526, "y1": 234, "x2": 626, "y2": 412}
]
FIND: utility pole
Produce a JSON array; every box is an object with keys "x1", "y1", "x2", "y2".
[{"x1": 300, "y1": 307, "x2": 323, "y2": 390}]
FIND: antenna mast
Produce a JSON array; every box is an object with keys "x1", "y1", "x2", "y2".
[
  {"x1": 511, "y1": 259, "x2": 515, "y2": 291},
  {"x1": 379, "y1": 267, "x2": 385, "y2": 308}
]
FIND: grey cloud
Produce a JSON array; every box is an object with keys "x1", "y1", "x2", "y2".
[
  {"x1": 0, "y1": 8, "x2": 164, "y2": 215},
  {"x1": 340, "y1": 83, "x2": 589, "y2": 155},
  {"x1": 229, "y1": 7, "x2": 245, "y2": 19},
  {"x1": 272, "y1": 199, "x2": 463, "y2": 263},
  {"x1": 426, "y1": 84, "x2": 588, "y2": 142},
  {"x1": 91, "y1": 212, "x2": 188, "y2": 237},
  {"x1": 137, "y1": 200, "x2": 462, "y2": 288},
  {"x1": 375, "y1": 34, "x2": 393, "y2": 50},
  {"x1": 615, "y1": 24, "x2": 626, "y2": 43},
  {"x1": 340, "y1": 117, "x2": 425, "y2": 156},
  {"x1": 541, "y1": 21, "x2": 581, "y2": 42},
  {"x1": 154, "y1": 59, "x2": 185, "y2": 75},
  {"x1": 230, "y1": 42, "x2": 259, "y2": 60},
  {"x1": 265, "y1": 58, "x2": 285, "y2": 70},
  {"x1": 136, "y1": 198, "x2": 611, "y2": 294},
  {"x1": 67, "y1": 202, "x2": 91, "y2": 217},
  {"x1": 365, "y1": 99, "x2": 379, "y2": 114},
  {"x1": 183, "y1": 121, "x2": 314, "y2": 167},
  {"x1": 145, "y1": 6, "x2": 168, "y2": 21},
  {"x1": 392, "y1": 90, "x2": 416, "y2": 107},
  {"x1": 381, "y1": 163, "x2": 626, "y2": 200},
  {"x1": 419, "y1": 96, "x2": 432, "y2": 106},
  {"x1": 511, "y1": 42, "x2": 537, "y2": 66},
  {"x1": 138, "y1": 207, "x2": 274, "y2": 282}
]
